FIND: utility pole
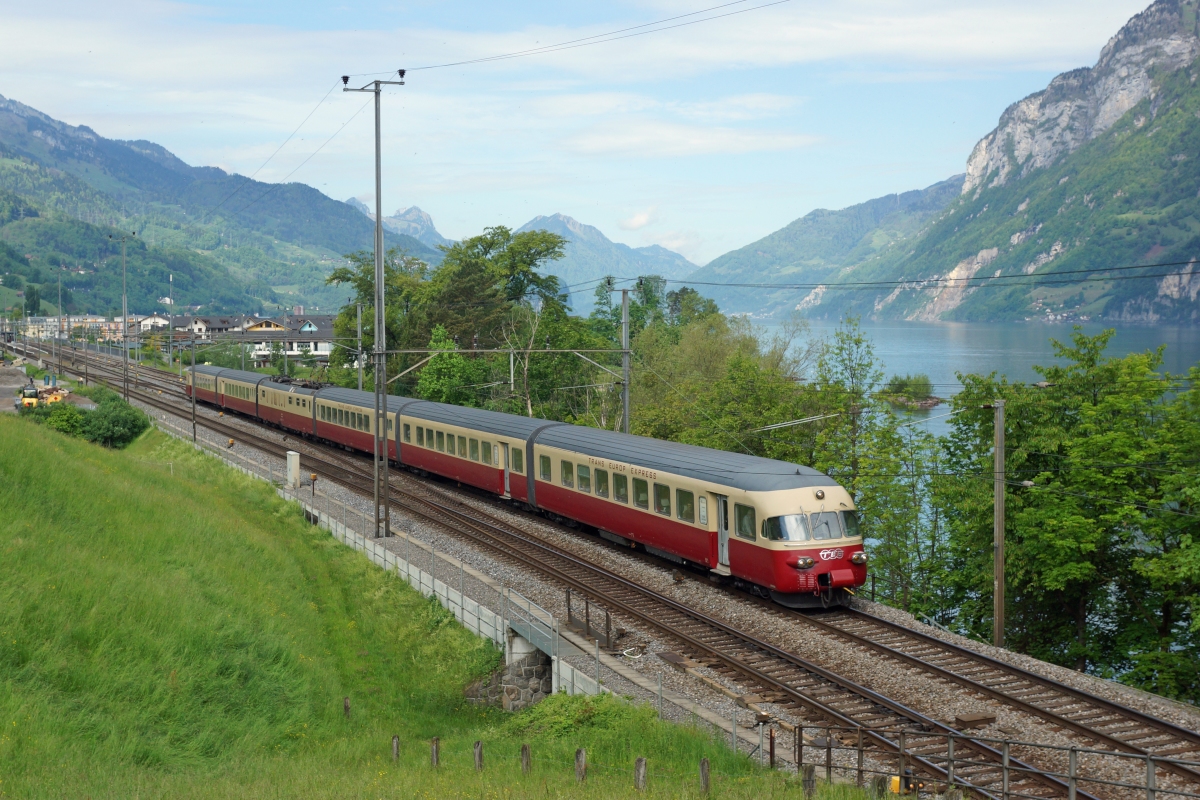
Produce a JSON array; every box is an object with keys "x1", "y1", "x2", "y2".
[
  {"x1": 167, "y1": 274, "x2": 173, "y2": 370},
  {"x1": 110, "y1": 232, "x2": 134, "y2": 400},
  {"x1": 191, "y1": 335, "x2": 197, "y2": 443},
  {"x1": 993, "y1": 398, "x2": 1006, "y2": 648},
  {"x1": 56, "y1": 272, "x2": 62, "y2": 370},
  {"x1": 343, "y1": 70, "x2": 404, "y2": 538},
  {"x1": 621, "y1": 288, "x2": 631, "y2": 435},
  {"x1": 356, "y1": 302, "x2": 363, "y2": 392}
]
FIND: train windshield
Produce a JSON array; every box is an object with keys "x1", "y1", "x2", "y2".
[
  {"x1": 809, "y1": 512, "x2": 842, "y2": 540},
  {"x1": 762, "y1": 515, "x2": 809, "y2": 542},
  {"x1": 841, "y1": 510, "x2": 861, "y2": 538}
]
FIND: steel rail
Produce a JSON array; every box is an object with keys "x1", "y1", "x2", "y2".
[{"x1": 783, "y1": 608, "x2": 1200, "y2": 787}]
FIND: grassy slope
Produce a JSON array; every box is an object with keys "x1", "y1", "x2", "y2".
[{"x1": 0, "y1": 418, "x2": 832, "y2": 798}]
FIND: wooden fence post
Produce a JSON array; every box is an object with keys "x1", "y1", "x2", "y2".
[
  {"x1": 343, "y1": 696, "x2": 350, "y2": 719},
  {"x1": 802, "y1": 764, "x2": 816, "y2": 798},
  {"x1": 635, "y1": 756, "x2": 647, "y2": 791},
  {"x1": 699, "y1": 757, "x2": 710, "y2": 794},
  {"x1": 769, "y1": 726, "x2": 776, "y2": 769},
  {"x1": 575, "y1": 748, "x2": 587, "y2": 783},
  {"x1": 474, "y1": 740, "x2": 484, "y2": 772},
  {"x1": 392, "y1": 735, "x2": 399, "y2": 762},
  {"x1": 857, "y1": 727, "x2": 865, "y2": 787},
  {"x1": 521, "y1": 743, "x2": 531, "y2": 775},
  {"x1": 430, "y1": 737, "x2": 440, "y2": 768},
  {"x1": 825, "y1": 727, "x2": 833, "y2": 783}
]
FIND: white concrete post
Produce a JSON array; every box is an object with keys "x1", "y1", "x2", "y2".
[{"x1": 287, "y1": 451, "x2": 300, "y2": 489}]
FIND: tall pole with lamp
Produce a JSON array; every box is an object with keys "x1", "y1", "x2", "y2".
[{"x1": 343, "y1": 71, "x2": 405, "y2": 538}]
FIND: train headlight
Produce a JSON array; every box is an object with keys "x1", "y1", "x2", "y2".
[
  {"x1": 793, "y1": 557, "x2": 815, "y2": 570},
  {"x1": 850, "y1": 551, "x2": 868, "y2": 565}
]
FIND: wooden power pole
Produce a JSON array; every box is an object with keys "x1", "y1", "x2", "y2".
[{"x1": 993, "y1": 399, "x2": 1005, "y2": 648}]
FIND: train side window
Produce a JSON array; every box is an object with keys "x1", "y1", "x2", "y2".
[
  {"x1": 511, "y1": 449, "x2": 523, "y2": 474},
  {"x1": 436, "y1": 431, "x2": 445, "y2": 452},
  {"x1": 447, "y1": 434, "x2": 457, "y2": 455},
  {"x1": 560, "y1": 461, "x2": 574, "y2": 488},
  {"x1": 613, "y1": 474, "x2": 628, "y2": 503},
  {"x1": 698, "y1": 496, "x2": 708, "y2": 525},
  {"x1": 426, "y1": 428, "x2": 434, "y2": 446},
  {"x1": 594, "y1": 469, "x2": 608, "y2": 498},
  {"x1": 539, "y1": 454, "x2": 551, "y2": 480},
  {"x1": 416, "y1": 427, "x2": 425, "y2": 446},
  {"x1": 653, "y1": 484, "x2": 671, "y2": 516},
  {"x1": 577, "y1": 465, "x2": 591, "y2": 493},
  {"x1": 470, "y1": 439, "x2": 480, "y2": 461},
  {"x1": 632, "y1": 478, "x2": 649, "y2": 509},
  {"x1": 404, "y1": 423, "x2": 411, "y2": 442},
  {"x1": 677, "y1": 490, "x2": 695, "y2": 523},
  {"x1": 288, "y1": 396, "x2": 293, "y2": 405},
  {"x1": 482, "y1": 442, "x2": 493, "y2": 465},
  {"x1": 458, "y1": 436, "x2": 467, "y2": 457},
  {"x1": 734, "y1": 504, "x2": 756, "y2": 540}
]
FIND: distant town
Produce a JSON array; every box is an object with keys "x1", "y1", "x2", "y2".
[{"x1": 1, "y1": 310, "x2": 334, "y2": 368}]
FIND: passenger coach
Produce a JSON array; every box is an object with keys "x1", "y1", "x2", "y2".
[{"x1": 188, "y1": 365, "x2": 866, "y2": 607}]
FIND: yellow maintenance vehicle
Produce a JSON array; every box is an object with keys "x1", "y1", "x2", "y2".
[
  {"x1": 19, "y1": 382, "x2": 39, "y2": 408},
  {"x1": 16, "y1": 381, "x2": 65, "y2": 409}
]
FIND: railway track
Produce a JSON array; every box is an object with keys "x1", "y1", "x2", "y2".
[
  {"x1": 782, "y1": 608, "x2": 1200, "y2": 787},
  {"x1": 25, "y1": 343, "x2": 1200, "y2": 797}
]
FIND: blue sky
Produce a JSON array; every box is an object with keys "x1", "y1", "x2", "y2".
[{"x1": 0, "y1": 0, "x2": 1150, "y2": 263}]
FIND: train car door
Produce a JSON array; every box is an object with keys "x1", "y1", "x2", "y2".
[
  {"x1": 714, "y1": 494, "x2": 730, "y2": 569},
  {"x1": 501, "y1": 443, "x2": 511, "y2": 497}
]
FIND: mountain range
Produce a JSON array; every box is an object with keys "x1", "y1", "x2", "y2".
[
  {"x1": 0, "y1": 93, "x2": 438, "y2": 315},
  {"x1": 710, "y1": 0, "x2": 1200, "y2": 324},
  {"x1": 341, "y1": 204, "x2": 698, "y2": 312},
  {"x1": 3, "y1": 0, "x2": 1199, "y2": 324}
]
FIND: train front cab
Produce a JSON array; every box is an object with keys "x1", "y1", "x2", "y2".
[{"x1": 727, "y1": 487, "x2": 866, "y2": 608}]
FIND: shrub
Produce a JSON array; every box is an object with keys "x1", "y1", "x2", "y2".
[
  {"x1": 45, "y1": 402, "x2": 85, "y2": 436},
  {"x1": 81, "y1": 400, "x2": 149, "y2": 448}
]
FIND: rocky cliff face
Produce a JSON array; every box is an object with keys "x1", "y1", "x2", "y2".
[{"x1": 962, "y1": 0, "x2": 1200, "y2": 195}]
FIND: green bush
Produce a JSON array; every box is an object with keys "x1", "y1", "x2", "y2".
[
  {"x1": 80, "y1": 397, "x2": 149, "y2": 447},
  {"x1": 18, "y1": 383, "x2": 148, "y2": 448},
  {"x1": 45, "y1": 402, "x2": 85, "y2": 436}
]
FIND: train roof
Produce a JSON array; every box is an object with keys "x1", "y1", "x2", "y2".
[
  {"x1": 400, "y1": 398, "x2": 833, "y2": 492},
  {"x1": 315, "y1": 386, "x2": 415, "y2": 413},
  {"x1": 537, "y1": 424, "x2": 835, "y2": 492},
  {"x1": 188, "y1": 368, "x2": 836, "y2": 492}
]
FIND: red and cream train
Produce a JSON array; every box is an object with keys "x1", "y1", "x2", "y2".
[{"x1": 188, "y1": 365, "x2": 867, "y2": 607}]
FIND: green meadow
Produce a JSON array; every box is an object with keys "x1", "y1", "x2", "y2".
[{"x1": 0, "y1": 416, "x2": 865, "y2": 798}]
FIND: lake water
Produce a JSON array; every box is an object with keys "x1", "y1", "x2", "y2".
[{"x1": 781, "y1": 320, "x2": 1200, "y2": 437}]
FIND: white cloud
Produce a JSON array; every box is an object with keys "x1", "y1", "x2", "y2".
[
  {"x1": 619, "y1": 207, "x2": 659, "y2": 230},
  {"x1": 567, "y1": 121, "x2": 818, "y2": 157}
]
